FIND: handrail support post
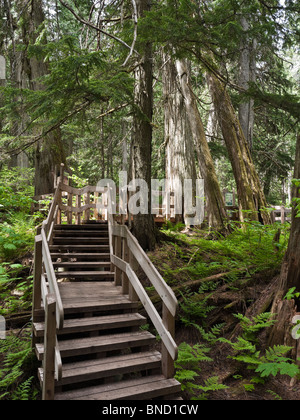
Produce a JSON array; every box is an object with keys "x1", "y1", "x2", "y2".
[{"x1": 42, "y1": 294, "x2": 57, "y2": 401}]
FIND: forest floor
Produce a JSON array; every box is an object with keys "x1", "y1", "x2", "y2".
[{"x1": 147, "y1": 222, "x2": 300, "y2": 400}]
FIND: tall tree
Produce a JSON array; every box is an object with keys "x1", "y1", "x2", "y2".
[
  {"x1": 130, "y1": 0, "x2": 156, "y2": 250},
  {"x1": 206, "y1": 71, "x2": 273, "y2": 225},
  {"x1": 238, "y1": 16, "x2": 256, "y2": 151},
  {"x1": 175, "y1": 59, "x2": 229, "y2": 232},
  {"x1": 27, "y1": 0, "x2": 66, "y2": 195},
  {"x1": 162, "y1": 52, "x2": 197, "y2": 225},
  {"x1": 269, "y1": 134, "x2": 300, "y2": 349}
]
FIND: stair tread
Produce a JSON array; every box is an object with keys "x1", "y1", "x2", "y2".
[
  {"x1": 55, "y1": 271, "x2": 114, "y2": 277},
  {"x1": 39, "y1": 351, "x2": 162, "y2": 386},
  {"x1": 33, "y1": 313, "x2": 146, "y2": 336},
  {"x1": 53, "y1": 261, "x2": 111, "y2": 267},
  {"x1": 54, "y1": 374, "x2": 181, "y2": 400},
  {"x1": 55, "y1": 224, "x2": 108, "y2": 229},
  {"x1": 35, "y1": 331, "x2": 156, "y2": 360},
  {"x1": 51, "y1": 253, "x2": 110, "y2": 258}
]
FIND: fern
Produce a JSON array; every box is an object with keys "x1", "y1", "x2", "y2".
[{"x1": 174, "y1": 342, "x2": 227, "y2": 399}]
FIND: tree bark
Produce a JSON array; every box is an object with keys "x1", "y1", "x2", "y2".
[
  {"x1": 175, "y1": 59, "x2": 229, "y2": 232},
  {"x1": 130, "y1": 0, "x2": 156, "y2": 250},
  {"x1": 162, "y1": 53, "x2": 197, "y2": 225},
  {"x1": 207, "y1": 71, "x2": 272, "y2": 225},
  {"x1": 269, "y1": 134, "x2": 300, "y2": 348},
  {"x1": 238, "y1": 16, "x2": 256, "y2": 151},
  {"x1": 27, "y1": 0, "x2": 66, "y2": 195}
]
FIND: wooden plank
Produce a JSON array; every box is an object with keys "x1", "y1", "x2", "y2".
[
  {"x1": 54, "y1": 271, "x2": 114, "y2": 278},
  {"x1": 56, "y1": 351, "x2": 161, "y2": 386},
  {"x1": 34, "y1": 313, "x2": 146, "y2": 337},
  {"x1": 126, "y1": 264, "x2": 178, "y2": 361},
  {"x1": 32, "y1": 235, "x2": 42, "y2": 316},
  {"x1": 53, "y1": 261, "x2": 111, "y2": 267},
  {"x1": 36, "y1": 331, "x2": 155, "y2": 360},
  {"x1": 41, "y1": 229, "x2": 64, "y2": 330},
  {"x1": 126, "y1": 230, "x2": 178, "y2": 317},
  {"x1": 50, "y1": 253, "x2": 110, "y2": 260},
  {"x1": 111, "y1": 256, "x2": 178, "y2": 360},
  {"x1": 55, "y1": 375, "x2": 181, "y2": 400},
  {"x1": 42, "y1": 294, "x2": 56, "y2": 400}
]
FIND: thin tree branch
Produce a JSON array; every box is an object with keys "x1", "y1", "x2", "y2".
[
  {"x1": 1, "y1": 100, "x2": 91, "y2": 158},
  {"x1": 122, "y1": 0, "x2": 138, "y2": 66},
  {"x1": 58, "y1": 0, "x2": 139, "y2": 56}
]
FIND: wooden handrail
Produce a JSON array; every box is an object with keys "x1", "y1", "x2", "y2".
[
  {"x1": 111, "y1": 254, "x2": 178, "y2": 360},
  {"x1": 108, "y1": 209, "x2": 178, "y2": 377},
  {"x1": 111, "y1": 224, "x2": 177, "y2": 317}
]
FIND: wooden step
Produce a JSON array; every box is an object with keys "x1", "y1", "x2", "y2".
[
  {"x1": 39, "y1": 351, "x2": 162, "y2": 387},
  {"x1": 53, "y1": 237, "x2": 109, "y2": 244},
  {"x1": 55, "y1": 223, "x2": 108, "y2": 230},
  {"x1": 53, "y1": 230, "x2": 108, "y2": 237},
  {"x1": 35, "y1": 331, "x2": 156, "y2": 361},
  {"x1": 54, "y1": 271, "x2": 114, "y2": 279},
  {"x1": 54, "y1": 374, "x2": 181, "y2": 400},
  {"x1": 49, "y1": 245, "x2": 110, "y2": 251},
  {"x1": 51, "y1": 253, "x2": 111, "y2": 260},
  {"x1": 62, "y1": 298, "x2": 139, "y2": 315},
  {"x1": 57, "y1": 282, "x2": 139, "y2": 314},
  {"x1": 53, "y1": 261, "x2": 111, "y2": 268},
  {"x1": 33, "y1": 313, "x2": 147, "y2": 337}
]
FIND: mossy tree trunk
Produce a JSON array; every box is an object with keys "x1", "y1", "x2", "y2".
[
  {"x1": 269, "y1": 134, "x2": 300, "y2": 351},
  {"x1": 162, "y1": 53, "x2": 197, "y2": 226},
  {"x1": 175, "y1": 59, "x2": 229, "y2": 232},
  {"x1": 130, "y1": 0, "x2": 156, "y2": 251},
  {"x1": 207, "y1": 72, "x2": 272, "y2": 225}
]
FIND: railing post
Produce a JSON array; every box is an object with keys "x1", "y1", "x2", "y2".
[
  {"x1": 114, "y1": 235, "x2": 122, "y2": 286},
  {"x1": 32, "y1": 234, "x2": 42, "y2": 326},
  {"x1": 67, "y1": 192, "x2": 73, "y2": 224},
  {"x1": 128, "y1": 249, "x2": 139, "y2": 302},
  {"x1": 85, "y1": 191, "x2": 90, "y2": 222},
  {"x1": 76, "y1": 194, "x2": 81, "y2": 225},
  {"x1": 122, "y1": 238, "x2": 129, "y2": 295},
  {"x1": 42, "y1": 294, "x2": 57, "y2": 401},
  {"x1": 56, "y1": 185, "x2": 62, "y2": 225},
  {"x1": 281, "y1": 205, "x2": 285, "y2": 224},
  {"x1": 161, "y1": 303, "x2": 175, "y2": 379}
]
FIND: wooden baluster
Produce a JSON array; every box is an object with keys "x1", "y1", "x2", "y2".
[
  {"x1": 161, "y1": 303, "x2": 175, "y2": 379},
  {"x1": 56, "y1": 185, "x2": 62, "y2": 225},
  {"x1": 281, "y1": 205, "x2": 285, "y2": 224},
  {"x1": 114, "y1": 235, "x2": 122, "y2": 286},
  {"x1": 122, "y1": 238, "x2": 129, "y2": 295},
  {"x1": 76, "y1": 194, "x2": 81, "y2": 225},
  {"x1": 94, "y1": 192, "x2": 99, "y2": 220},
  {"x1": 85, "y1": 191, "x2": 90, "y2": 222},
  {"x1": 128, "y1": 249, "x2": 139, "y2": 302},
  {"x1": 67, "y1": 192, "x2": 73, "y2": 224},
  {"x1": 32, "y1": 234, "x2": 42, "y2": 344},
  {"x1": 42, "y1": 294, "x2": 56, "y2": 401}
]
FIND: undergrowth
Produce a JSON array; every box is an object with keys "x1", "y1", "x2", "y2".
[{"x1": 157, "y1": 220, "x2": 289, "y2": 286}]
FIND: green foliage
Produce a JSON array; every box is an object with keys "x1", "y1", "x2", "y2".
[
  {"x1": 159, "y1": 220, "x2": 289, "y2": 286},
  {"x1": 0, "y1": 333, "x2": 38, "y2": 400},
  {"x1": 175, "y1": 342, "x2": 227, "y2": 399},
  {"x1": 0, "y1": 167, "x2": 34, "y2": 214},
  {"x1": 233, "y1": 312, "x2": 277, "y2": 342},
  {"x1": 179, "y1": 288, "x2": 215, "y2": 326},
  {"x1": 219, "y1": 313, "x2": 300, "y2": 382},
  {"x1": 284, "y1": 287, "x2": 300, "y2": 300}
]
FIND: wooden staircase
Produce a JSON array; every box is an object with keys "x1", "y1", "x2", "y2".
[{"x1": 32, "y1": 220, "x2": 181, "y2": 400}]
